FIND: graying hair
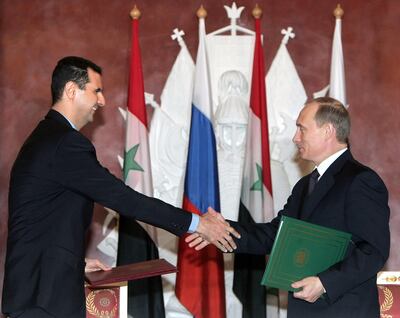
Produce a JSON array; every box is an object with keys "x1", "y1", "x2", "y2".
[{"x1": 307, "y1": 97, "x2": 350, "y2": 144}]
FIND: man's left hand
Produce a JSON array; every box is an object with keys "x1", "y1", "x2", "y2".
[{"x1": 292, "y1": 276, "x2": 325, "y2": 303}]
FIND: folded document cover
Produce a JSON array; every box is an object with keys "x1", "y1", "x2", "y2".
[
  {"x1": 261, "y1": 216, "x2": 351, "y2": 292},
  {"x1": 85, "y1": 258, "x2": 177, "y2": 286}
]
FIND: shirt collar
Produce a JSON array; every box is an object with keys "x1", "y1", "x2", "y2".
[
  {"x1": 315, "y1": 148, "x2": 348, "y2": 179},
  {"x1": 59, "y1": 113, "x2": 77, "y2": 130}
]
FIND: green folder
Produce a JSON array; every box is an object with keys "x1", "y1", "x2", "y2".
[{"x1": 261, "y1": 216, "x2": 351, "y2": 292}]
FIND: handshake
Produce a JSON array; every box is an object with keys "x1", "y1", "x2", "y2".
[
  {"x1": 187, "y1": 207, "x2": 241, "y2": 252},
  {"x1": 85, "y1": 207, "x2": 240, "y2": 273}
]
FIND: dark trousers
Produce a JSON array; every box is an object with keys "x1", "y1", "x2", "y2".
[{"x1": 9, "y1": 307, "x2": 54, "y2": 318}]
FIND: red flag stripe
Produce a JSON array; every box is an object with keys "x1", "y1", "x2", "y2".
[
  {"x1": 176, "y1": 198, "x2": 226, "y2": 318},
  {"x1": 127, "y1": 19, "x2": 147, "y2": 127},
  {"x1": 251, "y1": 18, "x2": 272, "y2": 194}
]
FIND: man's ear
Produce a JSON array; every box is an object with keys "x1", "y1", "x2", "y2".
[
  {"x1": 324, "y1": 123, "x2": 336, "y2": 140},
  {"x1": 64, "y1": 81, "x2": 76, "y2": 100}
]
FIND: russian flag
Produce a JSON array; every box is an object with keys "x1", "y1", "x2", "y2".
[{"x1": 175, "y1": 12, "x2": 226, "y2": 318}]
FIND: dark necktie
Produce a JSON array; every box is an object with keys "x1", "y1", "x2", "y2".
[{"x1": 308, "y1": 169, "x2": 320, "y2": 195}]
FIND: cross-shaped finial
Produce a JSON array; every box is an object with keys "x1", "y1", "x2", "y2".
[
  {"x1": 171, "y1": 28, "x2": 185, "y2": 46},
  {"x1": 281, "y1": 27, "x2": 295, "y2": 45},
  {"x1": 144, "y1": 92, "x2": 159, "y2": 109}
]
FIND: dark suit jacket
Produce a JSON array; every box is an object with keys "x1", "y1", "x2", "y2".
[
  {"x1": 2, "y1": 110, "x2": 192, "y2": 317},
  {"x1": 231, "y1": 150, "x2": 390, "y2": 318}
]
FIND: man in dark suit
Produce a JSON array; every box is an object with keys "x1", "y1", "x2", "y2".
[
  {"x1": 188, "y1": 97, "x2": 390, "y2": 317},
  {"x1": 2, "y1": 56, "x2": 239, "y2": 318}
]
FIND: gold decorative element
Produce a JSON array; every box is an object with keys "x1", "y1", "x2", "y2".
[
  {"x1": 130, "y1": 5, "x2": 141, "y2": 20},
  {"x1": 379, "y1": 286, "x2": 394, "y2": 313},
  {"x1": 86, "y1": 289, "x2": 118, "y2": 318},
  {"x1": 86, "y1": 292, "x2": 98, "y2": 316},
  {"x1": 252, "y1": 4, "x2": 262, "y2": 19},
  {"x1": 384, "y1": 275, "x2": 399, "y2": 283},
  {"x1": 293, "y1": 248, "x2": 309, "y2": 267},
  {"x1": 197, "y1": 5, "x2": 207, "y2": 19},
  {"x1": 333, "y1": 4, "x2": 344, "y2": 19}
]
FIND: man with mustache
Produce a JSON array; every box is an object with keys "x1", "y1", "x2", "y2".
[{"x1": 2, "y1": 56, "x2": 239, "y2": 318}]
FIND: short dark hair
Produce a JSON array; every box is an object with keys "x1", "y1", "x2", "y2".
[
  {"x1": 51, "y1": 56, "x2": 102, "y2": 105},
  {"x1": 308, "y1": 97, "x2": 350, "y2": 144}
]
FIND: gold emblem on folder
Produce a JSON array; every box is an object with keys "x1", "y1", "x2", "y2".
[{"x1": 293, "y1": 248, "x2": 309, "y2": 267}]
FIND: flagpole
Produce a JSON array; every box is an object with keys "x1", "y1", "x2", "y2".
[
  {"x1": 117, "y1": 5, "x2": 166, "y2": 318},
  {"x1": 329, "y1": 4, "x2": 347, "y2": 106}
]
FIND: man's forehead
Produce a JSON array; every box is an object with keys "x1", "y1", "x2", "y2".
[
  {"x1": 87, "y1": 67, "x2": 100, "y2": 77},
  {"x1": 296, "y1": 103, "x2": 317, "y2": 124},
  {"x1": 87, "y1": 68, "x2": 102, "y2": 85},
  {"x1": 301, "y1": 103, "x2": 318, "y2": 116},
  {"x1": 304, "y1": 101, "x2": 319, "y2": 111}
]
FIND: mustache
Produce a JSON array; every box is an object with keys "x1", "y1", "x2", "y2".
[{"x1": 92, "y1": 103, "x2": 101, "y2": 110}]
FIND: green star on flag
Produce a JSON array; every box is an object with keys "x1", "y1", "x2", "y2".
[
  {"x1": 123, "y1": 144, "x2": 144, "y2": 181},
  {"x1": 250, "y1": 163, "x2": 263, "y2": 193}
]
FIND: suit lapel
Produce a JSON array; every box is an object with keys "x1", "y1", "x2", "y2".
[
  {"x1": 301, "y1": 174, "x2": 335, "y2": 219},
  {"x1": 300, "y1": 150, "x2": 352, "y2": 220}
]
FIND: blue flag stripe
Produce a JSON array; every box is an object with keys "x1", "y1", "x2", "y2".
[{"x1": 184, "y1": 104, "x2": 220, "y2": 214}]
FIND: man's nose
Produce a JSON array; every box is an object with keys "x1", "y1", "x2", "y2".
[
  {"x1": 97, "y1": 93, "x2": 106, "y2": 107},
  {"x1": 292, "y1": 129, "x2": 300, "y2": 143}
]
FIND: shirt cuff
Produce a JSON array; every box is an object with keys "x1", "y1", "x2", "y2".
[{"x1": 188, "y1": 214, "x2": 200, "y2": 233}]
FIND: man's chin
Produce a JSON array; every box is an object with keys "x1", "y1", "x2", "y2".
[
  {"x1": 297, "y1": 148, "x2": 305, "y2": 156},
  {"x1": 298, "y1": 151, "x2": 309, "y2": 161}
]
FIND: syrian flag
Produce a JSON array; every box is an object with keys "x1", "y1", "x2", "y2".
[
  {"x1": 329, "y1": 4, "x2": 346, "y2": 106},
  {"x1": 117, "y1": 7, "x2": 165, "y2": 318},
  {"x1": 175, "y1": 9, "x2": 226, "y2": 318},
  {"x1": 233, "y1": 8, "x2": 274, "y2": 318}
]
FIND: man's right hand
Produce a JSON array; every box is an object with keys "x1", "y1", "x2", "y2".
[{"x1": 194, "y1": 207, "x2": 240, "y2": 252}]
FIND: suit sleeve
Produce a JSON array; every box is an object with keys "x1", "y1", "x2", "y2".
[
  {"x1": 318, "y1": 170, "x2": 390, "y2": 303},
  {"x1": 229, "y1": 219, "x2": 279, "y2": 255},
  {"x1": 229, "y1": 180, "x2": 306, "y2": 254},
  {"x1": 52, "y1": 131, "x2": 192, "y2": 236}
]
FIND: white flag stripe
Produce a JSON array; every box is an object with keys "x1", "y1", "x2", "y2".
[
  {"x1": 125, "y1": 111, "x2": 158, "y2": 244},
  {"x1": 240, "y1": 111, "x2": 274, "y2": 223},
  {"x1": 125, "y1": 111, "x2": 153, "y2": 196},
  {"x1": 329, "y1": 18, "x2": 346, "y2": 106},
  {"x1": 193, "y1": 18, "x2": 213, "y2": 120}
]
